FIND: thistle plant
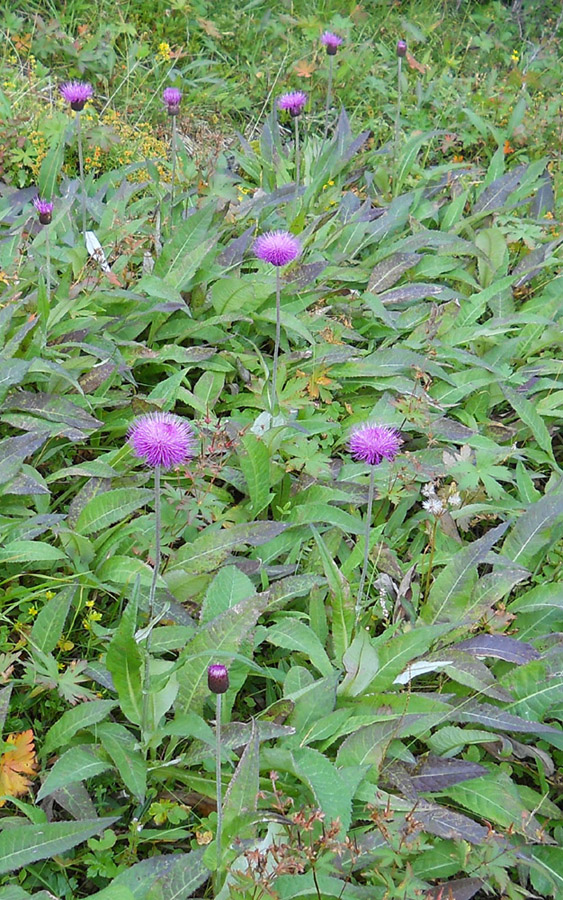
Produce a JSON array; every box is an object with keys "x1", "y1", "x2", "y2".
[
  {"x1": 163, "y1": 87, "x2": 182, "y2": 222},
  {"x1": 349, "y1": 424, "x2": 402, "y2": 624},
  {"x1": 208, "y1": 663, "x2": 229, "y2": 878},
  {"x1": 321, "y1": 31, "x2": 343, "y2": 140},
  {"x1": 254, "y1": 230, "x2": 302, "y2": 413},
  {"x1": 33, "y1": 197, "x2": 53, "y2": 325},
  {"x1": 60, "y1": 81, "x2": 93, "y2": 235},
  {"x1": 128, "y1": 412, "x2": 196, "y2": 737},
  {"x1": 277, "y1": 91, "x2": 307, "y2": 200},
  {"x1": 395, "y1": 40, "x2": 407, "y2": 155}
]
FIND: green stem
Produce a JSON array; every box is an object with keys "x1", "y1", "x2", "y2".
[
  {"x1": 45, "y1": 226, "x2": 51, "y2": 308},
  {"x1": 215, "y1": 692, "x2": 223, "y2": 875},
  {"x1": 324, "y1": 54, "x2": 333, "y2": 141},
  {"x1": 76, "y1": 110, "x2": 87, "y2": 234},
  {"x1": 423, "y1": 518, "x2": 438, "y2": 603},
  {"x1": 356, "y1": 467, "x2": 376, "y2": 626},
  {"x1": 271, "y1": 267, "x2": 281, "y2": 414},
  {"x1": 294, "y1": 114, "x2": 300, "y2": 201},
  {"x1": 170, "y1": 114, "x2": 177, "y2": 224},
  {"x1": 395, "y1": 57, "x2": 402, "y2": 159},
  {"x1": 143, "y1": 465, "x2": 161, "y2": 745}
]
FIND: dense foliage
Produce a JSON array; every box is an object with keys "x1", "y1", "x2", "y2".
[{"x1": 0, "y1": 1, "x2": 562, "y2": 899}]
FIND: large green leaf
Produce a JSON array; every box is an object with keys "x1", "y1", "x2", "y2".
[
  {"x1": 0, "y1": 818, "x2": 117, "y2": 875},
  {"x1": 97, "y1": 722, "x2": 147, "y2": 802},
  {"x1": 222, "y1": 718, "x2": 260, "y2": 842},
  {"x1": 75, "y1": 488, "x2": 153, "y2": 535},
  {"x1": 106, "y1": 596, "x2": 143, "y2": 727},
  {"x1": 502, "y1": 489, "x2": 563, "y2": 568},
  {"x1": 200, "y1": 565, "x2": 255, "y2": 624},
  {"x1": 91, "y1": 849, "x2": 209, "y2": 900},
  {"x1": 265, "y1": 620, "x2": 333, "y2": 678},
  {"x1": 42, "y1": 700, "x2": 116, "y2": 756},
  {"x1": 237, "y1": 433, "x2": 272, "y2": 516},
  {"x1": 37, "y1": 746, "x2": 111, "y2": 801},
  {"x1": 30, "y1": 585, "x2": 75, "y2": 654}
]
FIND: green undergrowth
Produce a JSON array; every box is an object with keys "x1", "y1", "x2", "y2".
[{"x1": 0, "y1": 1, "x2": 562, "y2": 899}]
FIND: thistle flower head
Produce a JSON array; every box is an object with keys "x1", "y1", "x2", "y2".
[
  {"x1": 349, "y1": 424, "x2": 402, "y2": 466},
  {"x1": 254, "y1": 230, "x2": 302, "y2": 267},
  {"x1": 321, "y1": 31, "x2": 343, "y2": 55},
  {"x1": 33, "y1": 196, "x2": 53, "y2": 225},
  {"x1": 208, "y1": 664, "x2": 229, "y2": 694},
  {"x1": 60, "y1": 80, "x2": 93, "y2": 111},
  {"x1": 163, "y1": 86, "x2": 182, "y2": 115},
  {"x1": 277, "y1": 91, "x2": 308, "y2": 117},
  {"x1": 397, "y1": 40, "x2": 407, "y2": 58},
  {"x1": 128, "y1": 412, "x2": 196, "y2": 469}
]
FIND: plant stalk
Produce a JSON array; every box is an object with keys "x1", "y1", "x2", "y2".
[
  {"x1": 143, "y1": 465, "x2": 161, "y2": 744},
  {"x1": 324, "y1": 54, "x2": 334, "y2": 141},
  {"x1": 423, "y1": 518, "x2": 438, "y2": 604},
  {"x1": 76, "y1": 110, "x2": 87, "y2": 234},
  {"x1": 272, "y1": 267, "x2": 281, "y2": 413},
  {"x1": 356, "y1": 467, "x2": 376, "y2": 625},
  {"x1": 294, "y1": 114, "x2": 300, "y2": 201},
  {"x1": 170, "y1": 114, "x2": 177, "y2": 223},
  {"x1": 395, "y1": 56, "x2": 402, "y2": 157},
  {"x1": 215, "y1": 692, "x2": 223, "y2": 876}
]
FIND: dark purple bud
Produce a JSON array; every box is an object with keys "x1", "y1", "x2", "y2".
[
  {"x1": 208, "y1": 664, "x2": 229, "y2": 694},
  {"x1": 33, "y1": 196, "x2": 53, "y2": 226},
  {"x1": 397, "y1": 40, "x2": 407, "y2": 58}
]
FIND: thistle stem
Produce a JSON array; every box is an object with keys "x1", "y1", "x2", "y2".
[
  {"x1": 148, "y1": 465, "x2": 161, "y2": 621},
  {"x1": 45, "y1": 226, "x2": 51, "y2": 307},
  {"x1": 143, "y1": 465, "x2": 161, "y2": 745},
  {"x1": 294, "y1": 115, "x2": 300, "y2": 201},
  {"x1": 76, "y1": 110, "x2": 87, "y2": 234},
  {"x1": 395, "y1": 56, "x2": 402, "y2": 158},
  {"x1": 324, "y1": 54, "x2": 334, "y2": 141},
  {"x1": 356, "y1": 467, "x2": 376, "y2": 625},
  {"x1": 271, "y1": 267, "x2": 281, "y2": 413},
  {"x1": 215, "y1": 692, "x2": 223, "y2": 875},
  {"x1": 170, "y1": 114, "x2": 177, "y2": 223}
]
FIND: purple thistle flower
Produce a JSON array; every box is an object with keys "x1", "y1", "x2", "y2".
[
  {"x1": 321, "y1": 31, "x2": 343, "y2": 55},
  {"x1": 277, "y1": 91, "x2": 308, "y2": 117},
  {"x1": 254, "y1": 231, "x2": 302, "y2": 267},
  {"x1": 397, "y1": 40, "x2": 407, "y2": 58},
  {"x1": 33, "y1": 196, "x2": 54, "y2": 226},
  {"x1": 163, "y1": 86, "x2": 182, "y2": 115},
  {"x1": 128, "y1": 412, "x2": 196, "y2": 469},
  {"x1": 208, "y1": 664, "x2": 229, "y2": 694},
  {"x1": 60, "y1": 80, "x2": 93, "y2": 111},
  {"x1": 349, "y1": 424, "x2": 402, "y2": 466}
]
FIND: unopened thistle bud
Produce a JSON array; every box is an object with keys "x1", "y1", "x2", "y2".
[{"x1": 208, "y1": 664, "x2": 229, "y2": 694}]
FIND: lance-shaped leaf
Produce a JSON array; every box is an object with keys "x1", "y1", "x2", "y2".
[
  {"x1": 456, "y1": 634, "x2": 540, "y2": 665},
  {"x1": 222, "y1": 718, "x2": 260, "y2": 842},
  {"x1": 29, "y1": 585, "x2": 76, "y2": 655},
  {"x1": 37, "y1": 746, "x2": 111, "y2": 801},
  {"x1": 502, "y1": 488, "x2": 563, "y2": 569},
  {"x1": 408, "y1": 756, "x2": 487, "y2": 792},
  {"x1": 0, "y1": 818, "x2": 118, "y2": 875}
]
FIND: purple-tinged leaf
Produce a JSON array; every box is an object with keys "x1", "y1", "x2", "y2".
[
  {"x1": 367, "y1": 253, "x2": 420, "y2": 293},
  {"x1": 1, "y1": 391, "x2": 101, "y2": 433},
  {"x1": 530, "y1": 171, "x2": 555, "y2": 218},
  {"x1": 512, "y1": 235, "x2": 563, "y2": 287},
  {"x1": 414, "y1": 801, "x2": 489, "y2": 843},
  {"x1": 409, "y1": 755, "x2": 487, "y2": 792},
  {"x1": 425, "y1": 877, "x2": 482, "y2": 900},
  {"x1": 502, "y1": 489, "x2": 563, "y2": 569},
  {"x1": 286, "y1": 260, "x2": 326, "y2": 288},
  {"x1": 217, "y1": 226, "x2": 255, "y2": 268},
  {"x1": 430, "y1": 417, "x2": 476, "y2": 441},
  {"x1": 456, "y1": 634, "x2": 540, "y2": 664},
  {"x1": 449, "y1": 699, "x2": 560, "y2": 734},
  {"x1": 473, "y1": 164, "x2": 527, "y2": 214},
  {"x1": 0, "y1": 432, "x2": 47, "y2": 486},
  {"x1": 50, "y1": 781, "x2": 98, "y2": 821},
  {"x1": 380, "y1": 283, "x2": 457, "y2": 305},
  {"x1": 342, "y1": 129, "x2": 372, "y2": 163}
]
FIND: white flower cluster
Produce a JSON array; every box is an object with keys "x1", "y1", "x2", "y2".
[{"x1": 421, "y1": 482, "x2": 463, "y2": 517}]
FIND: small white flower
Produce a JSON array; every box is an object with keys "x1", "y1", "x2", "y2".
[
  {"x1": 448, "y1": 492, "x2": 462, "y2": 508},
  {"x1": 421, "y1": 482, "x2": 437, "y2": 498},
  {"x1": 423, "y1": 497, "x2": 445, "y2": 516}
]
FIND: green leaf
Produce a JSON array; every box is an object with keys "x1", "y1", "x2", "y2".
[
  {"x1": 425, "y1": 523, "x2": 509, "y2": 623},
  {"x1": 91, "y1": 849, "x2": 208, "y2": 900},
  {"x1": 96, "y1": 722, "x2": 147, "y2": 802},
  {"x1": 75, "y1": 488, "x2": 153, "y2": 535},
  {"x1": 0, "y1": 360, "x2": 31, "y2": 403},
  {"x1": 222, "y1": 718, "x2": 260, "y2": 842},
  {"x1": 0, "y1": 818, "x2": 118, "y2": 875},
  {"x1": 445, "y1": 772, "x2": 543, "y2": 840},
  {"x1": 366, "y1": 626, "x2": 448, "y2": 692},
  {"x1": 30, "y1": 585, "x2": 75, "y2": 654},
  {"x1": 38, "y1": 132, "x2": 64, "y2": 199},
  {"x1": 0, "y1": 433, "x2": 47, "y2": 486},
  {"x1": 106, "y1": 597, "x2": 143, "y2": 727},
  {"x1": 176, "y1": 594, "x2": 269, "y2": 713},
  {"x1": 43, "y1": 700, "x2": 116, "y2": 756},
  {"x1": 237, "y1": 434, "x2": 272, "y2": 516},
  {"x1": 502, "y1": 385, "x2": 553, "y2": 457},
  {"x1": 37, "y1": 747, "x2": 111, "y2": 801},
  {"x1": 292, "y1": 746, "x2": 353, "y2": 833},
  {"x1": 265, "y1": 620, "x2": 333, "y2": 678},
  {"x1": 153, "y1": 204, "x2": 217, "y2": 290},
  {"x1": 338, "y1": 630, "x2": 379, "y2": 698},
  {"x1": 200, "y1": 565, "x2": 255, "y2": 624},
  {"x1": 0, "y1": 541, "x2": 67, "y2": 564},
  {"x1": 502, "y1": 489, "x2": 563, "y2": 568}
]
